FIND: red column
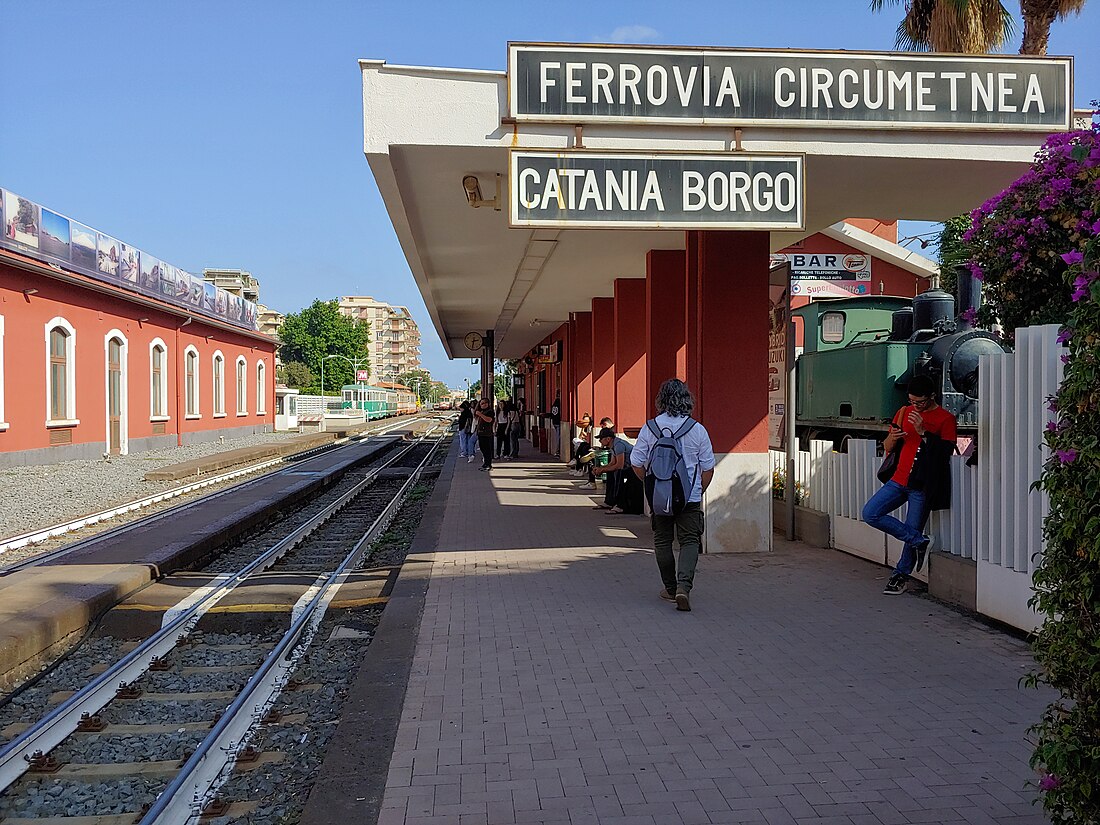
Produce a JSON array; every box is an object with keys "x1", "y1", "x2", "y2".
[
  {"x1": 693, "y1": 230, "x2": 772, "y2": 553},
  {"x1": 613, "y1": 279, "x2": 647, "y2": 434},
  {"x1": 645, "y1": 250, "x2": 686, "y2": 419},
  {"x1": 571, "y1": 311, "x2": 593, "y2": 432},
  {"x1": 685, "y1": 231, "x2": 702, "y2": 418},
  {"x1": 590, "y1": 297, "x2": 615, "y2": 426}
]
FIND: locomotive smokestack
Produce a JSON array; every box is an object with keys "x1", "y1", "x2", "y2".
[{"x1": 954, "y1": 264, "x2": 981, "y2": 328}]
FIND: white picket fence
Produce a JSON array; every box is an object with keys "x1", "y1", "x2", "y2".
[{"x1": 772, "y1": 324, "x2": 1062, "y2": 631}]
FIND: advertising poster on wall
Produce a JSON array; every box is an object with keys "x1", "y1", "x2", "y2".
[
  {"x1": 3, "y1": 190, "x2": 40, "y2": 249},
  {"x1": 0, "y1": 188, "x2": 260, "y2": 332},
  {"x1": 768, "y1": 271, "x2": 789, "y2": 451},
  {"x1": 71, "y1": 221, "x2": 96, "y2": 270},
  {"x1": 119, "y1": 242, "x2": 139, "y2": 284},
  {"x1": 96, "y1": 232, "x2": 120, "y2": 278},
  {"x1": 40, "y1": 209, "x2": 70, "y2": 259}
]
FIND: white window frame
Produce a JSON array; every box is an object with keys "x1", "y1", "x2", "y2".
[
  {"x1": 184, "y1": 345, "x2": 201, "y2": 419},
  {"x1": 212, "y1": 350, "x2": 226, "y2": 417},
  {"x1": 44, "y1": 316, "x2": 78, "y2": 427},
  {"x1": 235, "y1": 356, "x2": 248, "y2": 416},
  {"x1": 149, "y1": 338, "x2": 169, "y2": 421},
  {"x1": 256, "y1": 359, "x2": 267, "y2": 415},
  {"x1": 104, "y1": 329, "x2": 129, "y2": 455},
  {"x1": 0, "y1": 315, "x2": 7, "y2": 431}
]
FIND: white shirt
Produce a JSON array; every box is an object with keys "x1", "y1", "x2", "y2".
[{"x1": 630, "y1": 413, "x2": 716, "y2": 503}]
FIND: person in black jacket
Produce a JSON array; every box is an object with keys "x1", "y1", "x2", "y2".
[
  {"x1": 456, "y1": 401, "x2": 474, "y2": 460},
  {"x1": 862, "y1": 375, "x2": 958, "y2": 595}
]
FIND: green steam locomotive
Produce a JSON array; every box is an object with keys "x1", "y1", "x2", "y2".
[{"x1": 793, "y1": 286, "x2": 1008, "y2": 450}]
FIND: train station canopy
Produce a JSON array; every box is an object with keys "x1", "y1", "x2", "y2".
[{"x1": 360, "y1": 47, "x2": 1072, "y2": 358}]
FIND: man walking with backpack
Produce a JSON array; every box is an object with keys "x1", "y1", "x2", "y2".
[{"x1": 631, "y1": 379, "x2": 716, "y2": 612}]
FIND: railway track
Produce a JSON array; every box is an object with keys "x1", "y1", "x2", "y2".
[
  {"x1": 0, "y1": 425, "x2": 447, "y2": 822},
  {"x1": 0, "y1": 414, "x2": 433, "y2": 574}
]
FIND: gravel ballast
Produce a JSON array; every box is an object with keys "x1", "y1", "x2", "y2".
[{"x1": 0, "y1": 431, "x2": 304, "y2": 540}]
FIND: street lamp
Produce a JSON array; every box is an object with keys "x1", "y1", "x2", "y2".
[
  {"x1": 320, "y1": 353, "x2": 367, "y2": 411},
  {"x1": 463, "y1": 377, "x2": 471, "y2": 400}
]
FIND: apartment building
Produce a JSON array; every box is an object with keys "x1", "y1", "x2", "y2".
[
  {"x1": 337, "y1": 296, "x2": 421, "y2": 382},
  {"x1": 202, "y1": 268, "x2": 260, "y2": 302}
]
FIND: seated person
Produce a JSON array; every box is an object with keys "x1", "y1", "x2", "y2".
[
  {"x1": 591, "y1": 427, "x2": 643, "y2": 513},
  {"x1": 570, "y1": 413, "x2": 594, "y2": 473}
]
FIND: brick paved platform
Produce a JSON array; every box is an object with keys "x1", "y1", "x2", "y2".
[{"x1": 368, "y1": 449, "x2": 1052, "y2": 824}]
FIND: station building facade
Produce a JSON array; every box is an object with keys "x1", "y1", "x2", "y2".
[{"x1": 0, "y1": 249, "x2": 277, "y2": 467}]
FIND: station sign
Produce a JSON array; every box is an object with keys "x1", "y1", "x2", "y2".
[
  {"x1": 355, "y1": 369, "x2": 370, "y2": 382},
  {"x1": 508, "y1": 44, "x2": 1071, "y2": 131},
  {"x1": 510, "y1": 150, "x2": 804, "y2": 230}
]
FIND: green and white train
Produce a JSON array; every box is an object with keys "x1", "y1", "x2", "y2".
[{"x1": 340, "y1": 384, "x2": 418, "y2": 419}]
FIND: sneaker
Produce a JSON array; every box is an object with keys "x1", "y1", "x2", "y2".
[
  {"x1": 578, "y1": 482, "x2": 595, "y2": 489},
  {"x1": 608, "y1": 506, "x2": 625, "y2": 514},
  {"x1": 659, "y1": 588, "x2": 676, "y2": 603},
  {"x1": 883, "y1": 573, "x2": 907, "y2": 595},
  {"x1": 675, "y1": 587, "x2": 691, "y2": 612},
  {"x1": 468, "y1": 456, "x2": 474, "y2": 464},
  {"x1": 914, "y1": 536, "x2": 932, "y2": 573}
]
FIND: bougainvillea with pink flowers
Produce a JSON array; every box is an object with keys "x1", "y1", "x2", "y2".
[
  {"x1": 963, "y1": 121, "x2": 1100, "y2": 341},
  {"x1": 1010, "y1": 115, "x2": 1100, "y2": 823}
]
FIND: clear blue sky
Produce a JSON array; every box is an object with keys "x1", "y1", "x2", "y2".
[{"x1": 2, "y1": 1, "x2": 1096, "y2": 387}]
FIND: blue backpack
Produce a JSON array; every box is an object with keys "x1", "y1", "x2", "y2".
[{"x1": 643, "y1": 417, "x2": 698, "y2": 517}]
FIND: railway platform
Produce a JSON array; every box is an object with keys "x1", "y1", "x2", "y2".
[
  {"x1": 305, "y1": 445, "x2": 1051, "y2": 825},
  {"x1": 0, "y1": 435, "x2": 404, "y2": 690}
]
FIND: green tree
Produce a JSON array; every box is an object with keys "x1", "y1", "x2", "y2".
[
  {"x1": 469, "y1": 374, "x2": 511, "y2": 400},
  {"x1": 934, "y1": 214, "x2": 973, "y2": 298},
  {"x1": 278, "y1": 300, "x2": 370, "y2": 394},
  {"x1": 1019, "y1": 0, "x2": 1087, "y2": 54},
  {"x1": 428, "y1": 381, "x2": 451, "y2": 403},
  {"x1": 870, "y1": 0, "x2": 1014, "y2": 52},
  {"x1": 277, "y1": 361, "x2": 313, "y2": 390}
]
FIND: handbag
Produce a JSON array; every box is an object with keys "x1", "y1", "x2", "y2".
[
  {"x1": 877, "y1": 446, "x2": 901, "y2": 484},
  {"x1": 876, "y1": 407, "x2": 905, "y2": 484}
]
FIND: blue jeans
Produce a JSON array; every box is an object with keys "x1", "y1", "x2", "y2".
[
  {"x1": 861, "y1": 481, "x2": 929, "y2": 577},
  {"x1": 459, "y1": 430, "x2": 478, "y2": 456}
]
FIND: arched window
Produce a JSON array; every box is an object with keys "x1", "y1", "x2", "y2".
[
  {"x1": 212, "y1": 351, "x2": 225, "y2": 416},
  {"x1": 150, "y1": 339, "x2": 168, "y2": 419},
  {"x1": 104, "y1": 331, "x2": 128, "y2": 455},
  {"x1": 185, "y1": 346, "x2": 200, "y2": 417},
  {"x1": 45, "y1": 317, "x2": 77, "y2": 424},
  {"x1": 236, "y1": 356, "x2": 247, "y2": 415},
  {"x1": 256, "y1": 360, "x2": 267, "y2": 414},
  {"x1": 0, "y1": 315, "x2": 7, "y2": 430}
]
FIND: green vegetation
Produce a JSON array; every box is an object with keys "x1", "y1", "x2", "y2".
[{"x1": 279, "y1": 300, "x2": 371, "y2": 394}]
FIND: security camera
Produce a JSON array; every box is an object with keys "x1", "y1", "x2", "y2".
[{"x1": 462, "y1": 175, "x2": 483, "y2": 206}]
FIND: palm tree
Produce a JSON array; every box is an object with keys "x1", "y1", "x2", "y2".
[
  {"x1": 870, "y1": 0, "x2": 1014, "y2": 52},
  {"x1": 1019, "y1": 0, "x2": 1087, "y2": 54}
]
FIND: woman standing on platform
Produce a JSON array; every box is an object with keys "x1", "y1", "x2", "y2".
[
  {"x1": 475, "y1": 398, "x2": 496, "y2": 471},
  {"x1": 495, "y1": 400, "x2": 509, "y2": 459},
  {"x1": 456, "y1": 401, "x2": 474, "y2": 461}
]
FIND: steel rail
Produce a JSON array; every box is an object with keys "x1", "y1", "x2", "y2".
[
  {"x1": 0, "y1": 428, "x2": 437, "y2": 795},
  {"x1": 140, "y1": 427, "x2": 446, "y2": 823},
  {"x1": 0, "y1": 414, "x2": 429, "y2": 572}
]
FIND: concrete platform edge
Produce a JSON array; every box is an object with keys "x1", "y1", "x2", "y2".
[{"x1": 299, "y1": 435, "x2": 457, "y2": 825}]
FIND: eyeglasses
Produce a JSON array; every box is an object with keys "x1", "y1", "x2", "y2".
[{"x1": 908, "y1": 396, "x2": 932, "y2": 408}]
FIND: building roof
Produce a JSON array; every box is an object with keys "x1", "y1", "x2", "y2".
[{"x1": 361, "y1": 58, "x2": 1053, "y2": 359}]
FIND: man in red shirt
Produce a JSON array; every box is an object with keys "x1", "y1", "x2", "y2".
[{"x1": 862, "y1": 375, "x2": 958, "y2": 595}]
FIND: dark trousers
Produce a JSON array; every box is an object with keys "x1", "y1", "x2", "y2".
[
  {"x1": 509, "y1": 427, "x2": 520, "y2": 458},
  {"x1": 478, "y1": 434, "x2": 494, "y2": 468},
  {"x1": 652, "y1": 503, "x2": 704, "y2": 594},
  {"x1": 495, "y1": 424, "x2": 508, "y2": 456},
  {"x1": 603, "y1": 469, "x2": 622, "y2": 506}
]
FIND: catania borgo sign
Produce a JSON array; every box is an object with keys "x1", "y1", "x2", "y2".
[
  {"x1": 508, "y1": 44, "x2": 1072, "y2": 131},
  {"x1": 509, "y1": 150, "x2": 804, "y2": 230}
]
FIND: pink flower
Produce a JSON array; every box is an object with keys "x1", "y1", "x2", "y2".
[
  {"x1": 1056, "y1": 328, "x2": 1073, "y2": 344},
  {"x1": 960, "y1": 307, "x2": 978, "y2": 324},
  {"x1": 1046, "y1": 420, "x2": 1059, "y2": 433},
  {"x1": 1060, "y1": 353, "x2": 1070, "y2": 364},
  {"x1": 1061, "y1": 250, "x2": 1084, "y2": 266},
  {"x1": 1039, "y1": 773, "x2": 1062, "y2": 791},
  {"x1": 1055, "y1": 449, "x2": 1077, "y2": 464},
  {"x1": 967, "y1": 262, "x2": 984, "y2": 282}
]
